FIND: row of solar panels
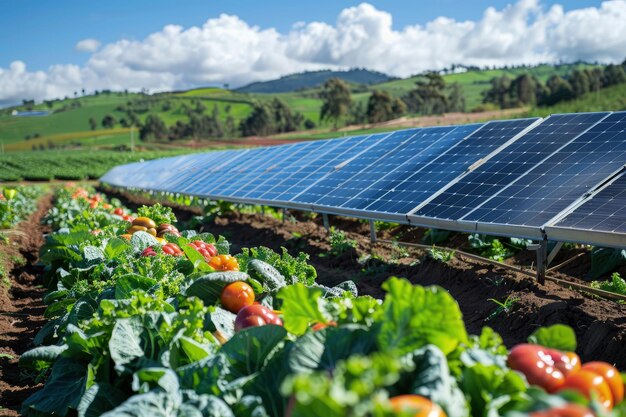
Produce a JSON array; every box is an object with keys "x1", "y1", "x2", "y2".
[{"x1": 101, "y1": 111, "x2": 626, "y2": 248}]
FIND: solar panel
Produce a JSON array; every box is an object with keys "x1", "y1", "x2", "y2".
[
  {"x1": 461, "y1": 111, "x2": 626, "y2": 228},
  {"x1": 293, "y1": 129, "x2": 420, "y2": 206},
  {"x1": 252, "y1": 133, "x2": 386, "y2": 203},
  {"x1": 346, "y1": 123, "x2": 483, "y2": 214},
  {"x1": 552, "y1": 171, "x2": 626, "y2": 232},
  {"x1": 412, "y1": 113, "x2": 606, "y2": 222}
]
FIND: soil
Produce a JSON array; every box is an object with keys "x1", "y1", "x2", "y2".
[
  {"x1": 0, "y1": 195, "x2": 52, "y2": 416},
  {"x1": 107, "y1": 188, "x2": 626, "y2": 369}
]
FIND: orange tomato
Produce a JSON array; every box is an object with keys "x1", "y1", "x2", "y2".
[
  {"x1": 559, "y1": 370, "x2": 613, "y2": 409},
  {"x1": 209, "y1": 255, "x2": 239, "y2": 271},
  {"x1": 220, "y1": 281, "x2": 255, "y2": 313},
  {"x1": 389, "y1": 395, "x2": 446, "y2": 417},
  {"x1": 120, "y1": 234, "x2": 132, "y2": 240},
  {"x1": 581, "y1": 362, "x2": 624, "y2": 405}
]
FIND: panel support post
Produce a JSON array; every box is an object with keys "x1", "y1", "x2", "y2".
[
  {"x1": 547, "y1": 241, "x2": 564, "y2": 265},
  {"x1": 527, "y1": 240, "x2": 548, "y2": 284},
  {"x1": 369, "y1": 220, "x2": 377, "y2": 243},
  {"x1": 322, "y1": 213, "x2": 330, "y2": 232},
  {"x1": 282, "y1": 208, "x2": 286, "y2": 223}
]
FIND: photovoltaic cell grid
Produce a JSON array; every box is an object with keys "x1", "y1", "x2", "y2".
[
  {"x1": 550, "y1": 170, "x2": 626, "y2": 234},
  {"x1": 298, "y1": 126, "x2": 467, "y2": 210},
  {"x1": 352, "y1": 123, "x2": 486, "y2": 214},
  {"x1": 294, "y1": 129, "x2": 418, "y2": 205},
  {"x1": 463, "y1": 111, "x2": 626, "y2": 227},
  {"x1": 414, "y1": 113, "x2": 606, "y2": 221}
]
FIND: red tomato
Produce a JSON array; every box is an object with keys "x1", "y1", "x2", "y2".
[
  {"x1": 162, "y1": 245, "x2": 176, "y2": 255},
  {"x1": 389, "y1": 395, "x2": 446, "y2": 417},
  {"x1": 530, "y1": 404, "x2": 595, "y2": 417},
  {"x1": 311, "y1": 321, "x2": 337, "y2": 331},
  {"x1": 581, "y1": 362, "x2": 624, "y2": 405},
  {"x1": 559, "y1": 370, "x2": 613, "y2": 409},
  {"x1": 141, "y1": 247, "x2": 157, "y2": 257},
  {"x1": 545, "y1": 349, "x2": 581, "y2": 377},
  {"x1": 113, "y1": 207, "x2": 124, "y2": 216},
  {"x1": 234, "y1": 304, "x2": 282, "y2": 332},
  {"x1": 220, "y1": 281, "x2": 255, "y2": 313},
  {"x1": 508, "y1": 344, "x2": 565, "y2": 393}
]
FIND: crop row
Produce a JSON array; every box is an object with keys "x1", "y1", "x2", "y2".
[{"x1": 18, "y1": 185, "x2": 626, "y2": 416}]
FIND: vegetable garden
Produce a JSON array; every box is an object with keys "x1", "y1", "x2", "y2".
[{"x1": 1, "y1": 184, "x2": 625, "y2": 417}]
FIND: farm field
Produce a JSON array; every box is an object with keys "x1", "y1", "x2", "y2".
[{"x1": 0, "y1": 184, "x2": 625, "y2": 416}]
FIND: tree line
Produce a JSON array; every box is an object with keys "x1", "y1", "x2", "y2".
[{"x1": 482, "y1": 60, "x2": 626, "y2": 109}]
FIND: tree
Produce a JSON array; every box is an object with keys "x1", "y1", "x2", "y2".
[
  {"x1": 319, "y1": 78, "x2": 352, "y2": 129},
  {"x1": 542, "y1": 75, "x2": 574, "y2": 106},
  {"x1": 240, "y1": 104, "x2": 272, "y2": 136},
  {"x1": 366, "y1": 90, "x2": 394, "y2": 123},
  {"x1": 88, "y1": 117, "x2": 97, "y2": 131},
  {"x1": 101, "y1": 114, "x2": 116, "y2": 129},
  {"x1": 447, "y1": 83, "x2": 466, "y2": 112},
  {"x1": 403, "y1": 72, "x2": 449, "y2": 115},
  {"x1": 569, "y1": 70, "x2": 590, "y2": 98},
  {"x1": 603, "y1": 64, "x2": 626, "y2": 86},
  {"x1": 482, "y1": 75, "x2": 513, "y2": 108},
  {"x1": 140, "y1": 115, "x2": 167, "y2": 141}
]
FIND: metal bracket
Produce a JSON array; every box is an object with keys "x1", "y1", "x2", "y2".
[
  {"x1": 322, "y1": 213, "x2": 330, "y2": 232},
  {"x1": 369, "y1": 220, "x2": 377, "y2": 243},
  {"x1": 527, "y1": 240, "x2": 548, "y2": 284}
]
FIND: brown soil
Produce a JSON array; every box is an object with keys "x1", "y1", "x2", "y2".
[
  {"x1": 106, "y1": 188, "x2": 626, "y2": 369},
  {"x1": 0, "y1": 195, "x2": 52, "y2": 416}
]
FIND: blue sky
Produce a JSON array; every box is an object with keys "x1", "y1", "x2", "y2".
[
  {"x1": 2, "y1": 0, "x2": 605, "y2": 70},
  {"x1": 1, "y1": 0, "x2": 624, "y2": 106}
]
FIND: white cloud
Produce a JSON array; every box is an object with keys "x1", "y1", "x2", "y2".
[
  {"x1": 75, "y1": 38, "x2": 101, "y2": 53},
  {"x1": 2, "y1": 0, "x2": 626, "y2": 106}
]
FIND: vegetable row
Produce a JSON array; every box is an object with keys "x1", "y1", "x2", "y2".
[{"x1": 19, "y1": 184, "x2": 626, "y2": 417}]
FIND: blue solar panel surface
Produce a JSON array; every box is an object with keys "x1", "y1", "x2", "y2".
[
  {"x1": 553, "y1": 170, "x2": 626, "y2": 233},
  {"x1": 463, "y1": 111, "x2": 626, "y2": 227},
  {"x1": 294, "y1": 129, "x2": 418, "y2": 205},
  {"x1": 415, "y1": 113, "x2": 606, "y2": 221},
  {"x1": 349, "y1": 123, "x2": 483, "y2": 213}
]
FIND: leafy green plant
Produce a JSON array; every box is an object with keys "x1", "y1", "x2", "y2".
[
  {"x1": 591, "y1": 272, "x2": 626, "y2": 296},
  {"x1": 328, "y1": 227, "x2": 357, "y2": 256},
  {"x1": 486, "y1": 295, "x2": 520, "y2": 321},
  {"x1": 428, "y1": 246, "x2": 456, "y2": 263}
]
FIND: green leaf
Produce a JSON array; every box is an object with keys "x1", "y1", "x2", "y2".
[
  {"x1": 132, "y1": 368, "x2": 180, "y2": 394},
  {"x1": 528, "y1": 324, "x2": 577, "y2": 352},
  {"x1": 130, "y1": 231, "x2": 159, "y2": 252},
  {"x1": 44, "y1": 297, "x2": 77, "y2": 319},
  {"x1": 115, "y1": 274, "x2": 158, "y2": 299},
  {"x1": 401, "y1": 345, "x2": 469, "y2": 417},
  {"x1": 104, "y1": 238, "x2": 131, "y2": 259},
  {"x1": 83, "y1": 245, "x2": 106, "y2": 263},
  {"x1": 377, "y1": 277, "x2": 468, "y2": 355},
  {"x1": 247, "y1": 259, "x2": 286, "y2": 293},
  {"x1": 109, "y1": 319, "x2": 145, "y2": 370},
  {"x1": 184, "y1": 272, "x2": 250, "y2": 306},
  {"x1": 277, "y1": 284, "x2": 331, "y2": 335},
  {"x1": 221, "y1": 325, "x2": 287, "y2": 376},
  {"x1": 19, "y1": 344, "x2": 68, "y2": 371},
  {"x1": 460, "y1": 363, "x2": 528, "y2": 417},
  {"x1": 77, "y1": 383, "x2": 127, "y2": 417},
  {"x1": 288, "y1": 325, "x2": 377, "y2": 374},
  {"x1": 21, "y1": 357, "x2": 88, "y2": 416}
]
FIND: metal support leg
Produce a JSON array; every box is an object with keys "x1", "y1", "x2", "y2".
[
  {"x1": 547, "y1": 241, "x2": 564, "y2": 265},
  {"x1": 322, "y1": 213, "x2": 330, "y2": 232},
  {"x1": 527, "y1": 240, "x2": 548, "y2": 284},
  {"x1": 282, "y1": 208, "x2": 286, "y2": 223},
  {"x1": 369, "y1": 220, "x2": 377, "y2": 243}
]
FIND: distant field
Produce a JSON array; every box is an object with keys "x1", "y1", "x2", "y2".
[{"x1": 0, "y1": 150, "x2": 198, "y2": 181}]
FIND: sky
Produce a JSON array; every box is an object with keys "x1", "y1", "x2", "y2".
[{"x1": 1, "y1": 0, "x2": 625, "y2": 106}]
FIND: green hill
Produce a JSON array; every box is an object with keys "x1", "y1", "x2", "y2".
[
  {"x1": 236, "y1": 69, "x2": 393, "y2": 93},
  {"x1": 528, "y1": 82, "x2": 626, "y2": 117}
]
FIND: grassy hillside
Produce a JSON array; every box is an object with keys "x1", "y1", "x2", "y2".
[
  {"x1": 376, "y1": 63, "x2": 598, "y2": 110},
  {"x1": 236, "y1": 69, "x2": 392, "y2": 93}
]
